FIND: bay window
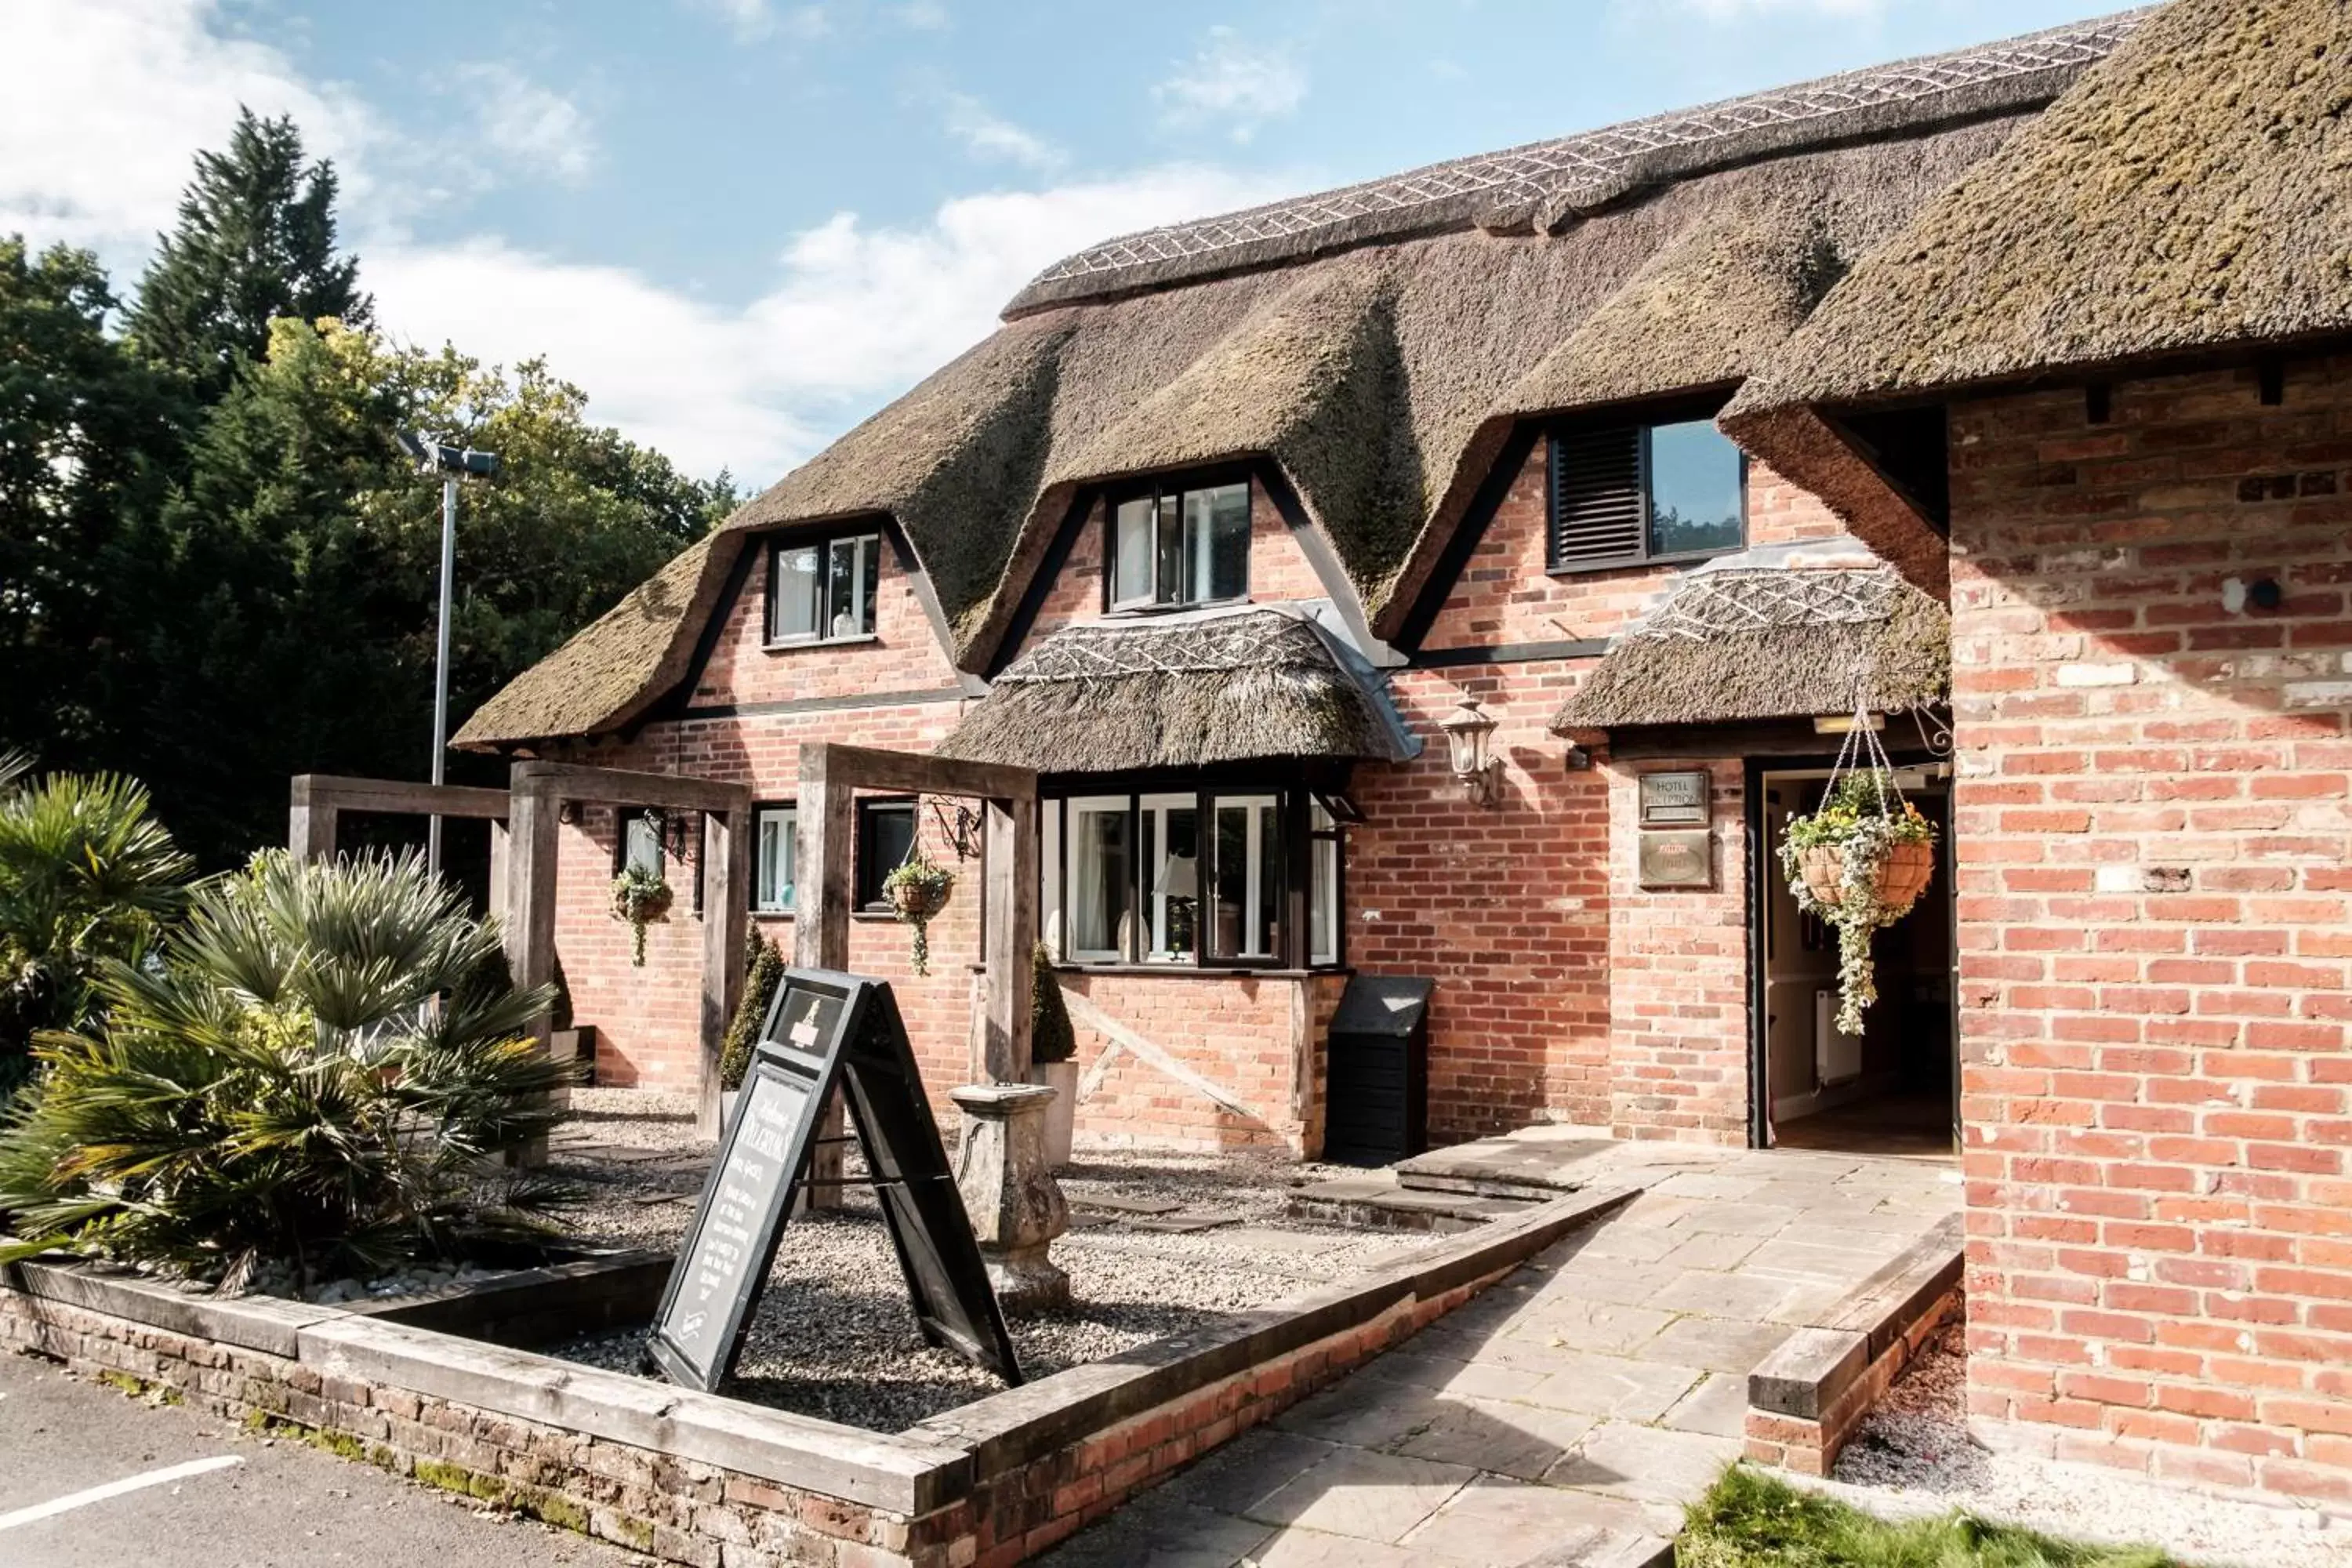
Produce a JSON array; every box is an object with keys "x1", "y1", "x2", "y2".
[
  {"x1": 1108, "y1": 479, "x2": 1250, "y2": 610},
  {"x1": 1040, "y1": 783, "x2": 1345, "y2": 970}
]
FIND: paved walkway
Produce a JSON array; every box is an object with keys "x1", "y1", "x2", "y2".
[{"x1": 1038, "y1": 1145, "x2": 1961, "y2": 1568}]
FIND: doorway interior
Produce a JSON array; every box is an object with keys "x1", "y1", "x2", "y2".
[{"x1": 1756, "y1": 762, "x2": 1956, "y2": 1159}]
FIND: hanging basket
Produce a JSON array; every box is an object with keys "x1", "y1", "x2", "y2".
[
  {"x1": 1796, "y1": 838, "x2": 1934, "y2": 914},
  {"x1": 887, "y1": 877, "x2": 952, "y2": 924}
]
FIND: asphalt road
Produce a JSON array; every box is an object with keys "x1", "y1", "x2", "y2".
[{"x1": 0, "y1": 1348, "x2": 646, "y2": 1566}]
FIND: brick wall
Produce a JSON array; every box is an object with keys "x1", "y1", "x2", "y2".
[
  {"x1": 1026, "y1": 479, "x2": 1328, "y2": 639},
  {"x1": 1947, "y1": 352, "x2": 2352, "y2": 1504},
  {"x1": 1345, "y1": 441, "x2": 1783, "y2": 1142},
  {"x1": 1055, "y1": 971, "x2": 1313, "y2": 1152}
]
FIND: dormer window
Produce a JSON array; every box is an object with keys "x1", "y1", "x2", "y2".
[
  {"x1": 1549, "y1": 418, "x2": 1745, "y2": 572},
  {"x1": 1107, "y1": 478, "x2": 1250, "y2": 610},
  {"x1": 768, "y1": 530, "x2": 880, "y2": 645}
]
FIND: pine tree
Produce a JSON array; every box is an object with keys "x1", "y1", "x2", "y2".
[{"x1": 125, "y1": 108, "x2": 371, "y2": 397}]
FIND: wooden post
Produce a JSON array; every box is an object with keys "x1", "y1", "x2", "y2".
[
  {"x1": 699, "y1": 808, "x2": 751, "y2": 1139},
  {"x1": 288, "y1": 777, "x2": 338, "y2": 861},
  {"x1": 503, "y1": 773, "x2": 563, "y2": 1167},
  {"x1": 487, "y1": 820, "x2": 511, "y2": 928},
  {"x1": 796, "y1": 746, "x2": 856, "y2": 1206},
  {"x1": 982, "y1": 793, "x2": 1038, "y2": 1084}
]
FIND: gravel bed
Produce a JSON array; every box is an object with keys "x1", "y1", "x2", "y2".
[
  {"x1": 546, "y1": 1088, "x2": 1432, "y2": 1433},
  {"x1": 1823, "y1": 1323, "x2": 2352, "y2": 1567}
]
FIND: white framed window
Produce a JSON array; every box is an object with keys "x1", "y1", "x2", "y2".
[
  {"x1": 1137, "y1": 793, "x2": 1200, "y2": 962},
  {"x1": 768, "y1": 531, "x2": 880, "y2": 644},
  {"x1": 1309, "y1": 799, "x2": 1340, "y2": 967},
  {"x1": 1205, "y1": 793, "x2": 1280, "y2": 961},
  {"x1": 753, "y1": 804, "x2": 797, "y2": 913},
  {"x1": 1064, "y1": 796, "x2": 1131, "y2": 964},
  {"x1": 619, "y1": 810, "x2": 664, "y2": 878},
  {"x1": 1108, "y1": 480, "x2": 1249, "y2": 610}
]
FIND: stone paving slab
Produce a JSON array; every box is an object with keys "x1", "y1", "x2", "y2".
[{"x1": 1036, "y1": 1142, "x2": 1959, "y2": 1568}]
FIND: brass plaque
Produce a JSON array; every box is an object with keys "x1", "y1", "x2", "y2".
[
  {"x1": 1639, "y1": 829, "x2": 1713, "y2": 889},
  {"x1": 1639, "y1": 771, "x2": 1711, "y2": 828}
]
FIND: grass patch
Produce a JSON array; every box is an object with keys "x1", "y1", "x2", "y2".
[{"x1": 1681, "y1": 1466, "x2": 2186, "y2": 1568}]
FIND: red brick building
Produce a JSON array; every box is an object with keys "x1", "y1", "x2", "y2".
[{"x1": 457, "y1": 0, "x2": 2350, "y2": 1504}]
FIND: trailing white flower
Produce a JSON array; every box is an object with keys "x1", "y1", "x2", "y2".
[{"x1": 1777, "y1": 769, "x2": 1936, "y2": 1037}]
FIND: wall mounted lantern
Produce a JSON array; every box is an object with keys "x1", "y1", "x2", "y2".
[{"x1": 1439, "y1": 695, "x2": 1503, "y2": 808}]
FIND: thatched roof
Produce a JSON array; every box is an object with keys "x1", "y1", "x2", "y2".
[
  {"x1": 459, "y1": 13, "x2": 2139, "y2": 749},
  {"x1": 452, "y1": 534, "x2": 731, "y2": 749},
  {"x1": 1726, "y1": 0, "x2": 2349, "y2": 422},
  {"x1": 1551, "y1": 542, "x2": 1949, "y2": 731},
  {"x1": 937, "y1": 605, "x2": 1418, "y2": 774}
]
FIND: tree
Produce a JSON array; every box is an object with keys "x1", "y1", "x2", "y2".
[
  {"x1": 125, "y1": 108, "x2": 370, "y2": 398},
  {"x1": 103, "y1": 319, "x2": 732, "y2": 866},
  {"x1": 0, "y1": 241, "x2": 180, "y2": 757}
]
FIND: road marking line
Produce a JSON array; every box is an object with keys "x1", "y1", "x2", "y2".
[{"x1": 0, "y1": 1455, "x2": 245, "y2": 1530}]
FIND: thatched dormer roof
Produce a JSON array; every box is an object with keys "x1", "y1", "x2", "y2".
[
  {"x1": 937, "y1": 604, "x2": 1417, "y2": 775},
  {"x1": 1552, "y1": 542, "x2": 1950, "y2": 731},
  {"x1": 457, "y1": 12, "x2": 2142, "y2": 750},
  {"x1": 1726, "y1": 0, "x2": 2349, "y2": 421}
]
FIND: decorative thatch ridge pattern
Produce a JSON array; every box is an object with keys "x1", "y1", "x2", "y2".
[
  {"x1": 458, "y1": 15, "x2": 2132, "y2": 749},
  {"x1": 938, "y1": 606, "x2": 1417, "y2": 774},
  {"x1": 1552, "y1": 544, "x2": 1949, "y2": 731},
  {"x1": 1726, "y1": 0, "x2": 2349, "y2": 416},
  {"x1": 1009, "y1": 10, "x2": 2151, "y2": 312}
]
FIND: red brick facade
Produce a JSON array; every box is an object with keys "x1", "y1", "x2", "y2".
[{"x1": 1948, "y1": 354, "x2": 2352, "y2": 1504}]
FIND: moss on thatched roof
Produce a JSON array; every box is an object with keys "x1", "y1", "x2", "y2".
[
  {"x1": 1551, "y1": 544, "x2": 1949, "y2": 731},
  {"x1": 460, "y1": 13, "x2": 2136, "y2": 749},
  {"x1": 1727, "y1": 0, "x2": 2350, "y2": 421},
  {"x1": 938, "y1": 606, "x2": 1417, "y2": 774}
]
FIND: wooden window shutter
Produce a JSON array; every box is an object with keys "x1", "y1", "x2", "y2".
[{"x1": 1549, "y1": 426, "x2": 1645, "y2": 569}]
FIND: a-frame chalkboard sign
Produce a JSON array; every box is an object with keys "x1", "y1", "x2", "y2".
[{"x1": 646, "y1": 968, "x2": 1022, "y2": 1394}]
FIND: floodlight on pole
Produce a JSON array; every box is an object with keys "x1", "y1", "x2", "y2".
[{"x1": 398, "y1": 430, "x2": 501, "y2": 882}]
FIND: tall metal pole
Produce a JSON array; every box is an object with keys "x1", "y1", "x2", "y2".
[{"x1": 428, "y1": 472, "x2": 457, "y2": 880}]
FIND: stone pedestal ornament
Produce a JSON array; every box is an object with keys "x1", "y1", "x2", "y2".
[{"x1": 951, "y1": 1082, "x2": 1069, "y2": 1315}]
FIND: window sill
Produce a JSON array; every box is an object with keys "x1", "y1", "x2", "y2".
[
  {"x1": 763, "y1": 633, "x2": 879, "y2": 652},
  {"x1": 1545, "y1": 546, "x2": 1741, "y2": 579},
  {"x1": 1100, "y1": 596, "x2": 1250, "y2": 620},
  {"x1": 1025, "y1": 961, "x2": 1351, "y2": 981}
]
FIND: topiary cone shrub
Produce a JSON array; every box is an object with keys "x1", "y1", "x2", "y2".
[
  {"x1": 0, "y1": 848, "x2": 580, "y2": 1291},
  {"x1": 721, "y1": 929, "x2": 786, "y2": 1090}
]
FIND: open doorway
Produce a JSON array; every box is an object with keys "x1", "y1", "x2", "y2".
[{"x1": 1757, "y1": 764, "x2": 1956, "y2": 1158}]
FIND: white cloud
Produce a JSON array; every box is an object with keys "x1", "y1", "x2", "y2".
[
  {"x1": 1155, "y1": 27, "x2": 1308, "y2": 143},
  {"x1": 0, "y1": 0, "x2": 380, "y2": 273},
  {"x1": 457, "y1": 65, "x2": 595, "y2": 186},
  {"x1": 369, "y1": 166, "x2": 1290, "y2": 482},
  {"x1": 891, "y1": 2, "x2": 951, "y2": 30},
  {"x1": 0, "y1": 2, "x2": 1292, "y2": 485},
  {"x1": 684, "y1": 0, "x2": 827, "y2": 42},
  {"x1": 942, "y1": 94, "x2": 1063, "y2": 171}
]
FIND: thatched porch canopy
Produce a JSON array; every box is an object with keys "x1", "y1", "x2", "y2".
[
  {"x1": 937, "y1": 607, "x2": 1418, "y2": 775},
  {"x1": 1551, "y1": 544, "x2": 1949, "y2": 731},
  {"x1": 454, "y1": 13, "x2": 2142, "y2": 751}
]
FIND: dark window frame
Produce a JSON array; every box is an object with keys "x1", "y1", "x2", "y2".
[
  {"x1": 612, "y1": 806, "x2": 667, "y2": 879},
  {"x1": 1040, "y1": 771, "x2": 1348, "y2": 973},
  {"x1": 1098, "y1": 466, "x2": 1256, "y2": 616},
  {"x1": 765, "y1": 527, "x2": 884, "y2": 648},
  {"x1": 1546, "y1": 406, "x2": 1748, "y2": 576},
  {"x1": 854, "y1": 797, "x2": 918, "y2": 913}
]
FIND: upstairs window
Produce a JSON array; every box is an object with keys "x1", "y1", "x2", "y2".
[
  {"x1": 1108, "y1": 479, "x2": 1250, "y2": 610},
  {"x1": 769, "y1": 531, "x2": 880, "y2": 644},
  {"x1": 1550, "y1": 419, "x2": 1745, "y2": 572}
]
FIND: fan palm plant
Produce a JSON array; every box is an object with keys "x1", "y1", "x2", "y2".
[
  {"x1": 0, "y1": 848, "x2": 579, "y2": 1289},
  {"x1": 0, "y1": 753, "x2": 194, "y2": 1097}
]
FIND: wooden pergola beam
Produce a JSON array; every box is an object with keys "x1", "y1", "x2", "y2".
[{"x1": 509, "y1": 760, "x2": 752, "y2": 816}]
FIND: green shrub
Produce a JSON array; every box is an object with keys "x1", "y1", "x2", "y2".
[
  {"x1": 1680, "y1": 1466, "x2": 2179, "y2": 1568},
  {"x1": 1030, "y1": 943, "x2": 1076, "y2": 1065},
  {"x1": 0, "y1": 848, "x2": 578, "y2": 1288},
  {"x1": 0, "y1": 754, "x2": 194, "y2": 1100},
  {"x1": 721, "y1": 929, "x2": 786, "y2": 1090}
]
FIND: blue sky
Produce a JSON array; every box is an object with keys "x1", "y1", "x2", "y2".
[{"x1": 5, "y1": 0, "x2": 2107, "y2": 486}]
